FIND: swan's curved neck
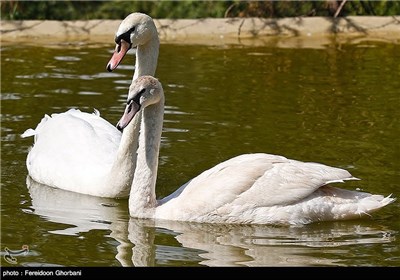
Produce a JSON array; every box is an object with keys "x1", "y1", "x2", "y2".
[
  {"x1": 129, "y1": 96, "x2": 164, "y2": 218},
  {"x1": 133, "y1": 36, "x2": 159, "y2": 81},
  {"x1": 106, "y1": 113, "x2": 142, "y2": 197}
]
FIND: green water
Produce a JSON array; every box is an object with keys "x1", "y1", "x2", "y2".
[{"x1": 1, "y1": 40, "x2": 399, "y2": 266}]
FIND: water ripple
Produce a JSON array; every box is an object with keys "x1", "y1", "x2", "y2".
[
  {"x1": 16, "y1": 72, "x2": 125, "y2": 80},
  {"x1": 54, "y1": 56, "x2": 81, "y2": 62},
  {"x1": 78, "y1": 91, "x2": 102, "y2": 96},
  {"x1": 1, "y1": 93, "x2": 21, "y2": 100}
]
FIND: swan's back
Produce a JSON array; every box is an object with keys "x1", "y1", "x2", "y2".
[{"x1": 22, "y1": 109, "x2": 122, "y2": 196}]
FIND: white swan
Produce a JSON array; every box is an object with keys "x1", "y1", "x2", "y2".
[
  {"x1": 21, "y1": 13, "x2": 159, "y2": 198},
  {"x1": 120, "y1": 75, "x2": 395, "y2": 225},
  {"x1": 21, "y1": 107, "x2": 141, "y2": 198}
]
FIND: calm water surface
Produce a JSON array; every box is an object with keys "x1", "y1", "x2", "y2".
[{"x1": 1, "y1": 39, "x2": 399, "y2": 267}]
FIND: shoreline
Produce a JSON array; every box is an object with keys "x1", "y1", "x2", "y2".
[{"x1": 1, "y1": 16, "x2": 399, "y2": 48}]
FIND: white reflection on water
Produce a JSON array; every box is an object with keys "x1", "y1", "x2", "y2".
[
  {"x1": 26, "y1": 176, "x2": 127, "y2": 236},
  {"x1": 54, "y1": 56, "x2": 81, "y2": 62},
  {"x1": 77, "y1": 91, "x2": 103, "y2": 96},
  {"x1": 26, "y1": 176, "x2": 396, "y2": 267},
  {"x1": 16, "y1": 72, "x2": 125, "y2": 80},
  {"x1": 1, "y1": 93, "x2": 22, "y2": 100}
]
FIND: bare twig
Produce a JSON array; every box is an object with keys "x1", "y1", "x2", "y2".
[
  {"x1": 334, "y1": 0, "x2": 348, "y2": 18},
  {"x1": 224, "y1": 2, "x2": 238, "y2": 18}
]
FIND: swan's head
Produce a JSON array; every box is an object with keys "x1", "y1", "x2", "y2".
[
  {"x1": 117, "y1": 76, "x2": 163, "y2": 131},
  {"x1": 107, "y1": 12, "x2": 158, "y2": 72}
]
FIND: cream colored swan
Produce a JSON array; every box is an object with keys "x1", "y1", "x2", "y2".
[
  {"x1": 121, "y1": 75, "x2": 395, "y2": 225},
  {"x1": 21, "y1": 13, "x2": 159, "y2": 198}
]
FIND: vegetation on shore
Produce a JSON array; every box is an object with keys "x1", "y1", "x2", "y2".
[{"x1": 2, "y1": 0, "x2": 400, "y2": 20}]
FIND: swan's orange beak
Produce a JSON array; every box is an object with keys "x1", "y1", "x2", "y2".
[
  {"x1": 116, "y1": 100, "x2": 140, "y2": 131},
  {"x1": 107, "y1": 39, "x2": 131, "y2": 72}
]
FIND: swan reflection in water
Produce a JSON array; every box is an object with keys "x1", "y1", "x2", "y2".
[{"x1": 26, "y1": 176, "x2": 395, "y2": 266}]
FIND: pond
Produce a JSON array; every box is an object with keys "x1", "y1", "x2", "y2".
[{"x1": 1, "y1": 38, "x2": 399, "y2": 267}]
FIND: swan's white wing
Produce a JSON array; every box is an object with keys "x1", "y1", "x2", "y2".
[
  {"x1": 62, "y1": 109, "x2": 121, "y2": 151},
  {"x1": 159, "y1": 153, "x2": 356, "y2": 219},
  {"x1": 157, "y1": 153, "x2": 271, "y2": 204},
  {"x1": 158, "y1": 153, "x2": 283, "y2": 216},
  {"x1": 23, "y1": 109, "x2": 121, "y2": 189},
  {"x1": 232, "y1": 158, "x2": 357, "y2": 207}
]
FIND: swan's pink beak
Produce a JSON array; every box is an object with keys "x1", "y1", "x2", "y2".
[
  {"x1": 107, "y1": 39, "x2": 131, "y2": 72},
  {"x1": 116, "y1": 101, "x2": 140, "y2": 131}
]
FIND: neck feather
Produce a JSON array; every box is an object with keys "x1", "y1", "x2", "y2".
[
  {"x1": 133, "y1": 36, "x2": 159, "y2": 81},
  {"x1": 129, "y1": 96, "x2": 164, "y2": 218},
  {"x1": 106, "y1": 113, "x2": 141, "y2": 197}
]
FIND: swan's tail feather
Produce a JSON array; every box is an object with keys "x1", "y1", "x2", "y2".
[
  {"x1": 21, "y1": 114, "x2": 50, "y2": 140},
  {"x1": 355, "y1": 193, "x2": 396, "y2": 216},
  {"x1": 314, "y1": 187, "x2": 396, "y2": 222},
  {"x1": 377, "y1": 193, "x2": 395, "y2": 208},
  {"x1": 21, "y1": 128, "x2": 36, "y2": 138},
  {"x1": 93, "y1": 108, "x2": 100, "y2": 116}
]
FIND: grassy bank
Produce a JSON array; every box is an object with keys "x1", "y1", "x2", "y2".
[{"x1": 2, "y1": 0, "x2": 400, "y2": 20}]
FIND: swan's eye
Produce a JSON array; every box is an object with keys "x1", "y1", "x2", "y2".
[
  {"x1": 116, "y1": 26, "x2": 135, "y2": 44},
  {"x1": 127, "y1": 102, "x2": 133, "y2": 113},
  {"x1": 128, "y1": 91, "x2": 143, "y2": 105}
]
